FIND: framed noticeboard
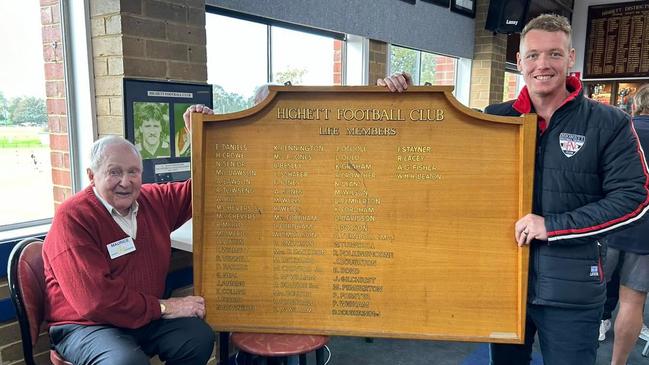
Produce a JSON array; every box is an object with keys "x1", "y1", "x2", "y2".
[
  {"x1": 191, "y1": 86, "x2": 536, "y2": 343},
  {"x1": 584, "y1": 2, "x2": 649, "y2": 79},
  {"x1": 583, "y1": 80, "x2": 649, "y2": 114},
  {"x1": 123, "y1": 78, "x2": 212, "y2": 183}
]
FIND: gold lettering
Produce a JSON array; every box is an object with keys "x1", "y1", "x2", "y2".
[
  {"x1": 408, "y1": 109, "x2": 445, "y2": 121},
  {"x1": 276, "y1": 107, "x2": 331, "y2": 120}
]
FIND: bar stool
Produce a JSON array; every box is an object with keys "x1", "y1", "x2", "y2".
[{"x1": 231, "y1": 332, "x2": 329, "y2": 365}]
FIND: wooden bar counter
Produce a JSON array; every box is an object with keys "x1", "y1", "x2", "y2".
[{"x1": 191, "y1": 86, "x2": 536, "y2": 344}]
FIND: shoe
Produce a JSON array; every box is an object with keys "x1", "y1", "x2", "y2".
[
  {"x1": 599, "y1": 319, "x2": 611, "y2": 341},
  {"x1": 640, "y1": 323, "x2": 649, "y2": 339}
]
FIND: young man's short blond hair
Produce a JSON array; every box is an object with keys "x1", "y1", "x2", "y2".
[
  {"x1": 634, "y1": 85, "x2": 649, "y2": 116},
  {"x1": 521, "y1": 13, "x2": 572, "y2": 49}
]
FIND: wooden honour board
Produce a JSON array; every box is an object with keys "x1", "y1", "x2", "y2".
[{"x1": 192, "y1": 86, "x2": 536, "y2": 343}]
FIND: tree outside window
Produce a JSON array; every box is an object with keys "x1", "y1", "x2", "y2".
[{"x1": 390, "y1": 45, "x2": 457, "y2": 87}]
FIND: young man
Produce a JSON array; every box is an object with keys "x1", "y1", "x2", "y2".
[
  {"x1": 379, "y1": 13, "x2": 649, "y2": 365},
  {"x1": 484, "y1": 14, "x2": 649, "y2": 365},
  {"x1": 44, "y1": 106, "x2": 215, "y2": 365},
  {"x1": 135, "y1": 103, "x2": 170, "y2": 159},
  {"x1": 602, "y1": 84, "x2": 649, "y2": 365}
]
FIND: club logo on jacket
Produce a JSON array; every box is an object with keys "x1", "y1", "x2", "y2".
[{"x1": 559, "y1": 133, "x2": 585, "y2": 157}]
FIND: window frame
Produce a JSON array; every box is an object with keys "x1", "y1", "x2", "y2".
[{"x1": 0, "y1": 0, "x2": 86, "y2": 238}]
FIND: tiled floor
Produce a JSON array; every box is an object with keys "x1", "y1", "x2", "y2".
[
  {"x1": 221, "y1": 301, "x2": 649, "y2": 364},
  {"x1": 324, "y1": 300, "x2": 649, "y2": 364}
]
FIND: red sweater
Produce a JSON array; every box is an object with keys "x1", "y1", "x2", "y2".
[{"x1": 43, "y1": 180, "x2": 192, "y2": 329}]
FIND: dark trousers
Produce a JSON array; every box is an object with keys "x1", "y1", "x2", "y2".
[
  {"x1": 50, "y1": 317, "x2": 215, "y2": 365},
  {"x1": 489, "y1": 304, "x2": 602, "y2": 365},
  {"x1": 603, "y1": 269, "x2": 621, "y2": 320}
]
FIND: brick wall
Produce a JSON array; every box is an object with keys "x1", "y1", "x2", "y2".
[
  {"x1": 504, "y1": 72, "x2": 520, "y2": 101},
  {"x1": 91, "y1": 0, "x2": 208, "y2": 138},
  {"x1": 333, "y1": 39, "x2": 343, "y2": 85},
  {"x1": 433, "y1": 57, "x2": 456, "y2": 86},
  {"x1": 42, "y1": 0, "x2": 72, "y2": 209},
  {"x1": 368, "y1": 39, "x2": 388, "y2": 85},
  {"x1": 469, "y1": 0, "x2": 507, "y2": 110}
]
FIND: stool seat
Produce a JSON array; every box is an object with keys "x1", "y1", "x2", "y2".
[{"x1": 231, "y1": 333, "x2": 329, "y2": 357}]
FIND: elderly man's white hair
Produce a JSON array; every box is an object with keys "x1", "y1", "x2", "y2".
[
  {"x1": 253, "y1": 83, "x2": 284, "y2": 105},
  {"x1": 89, "y1": 135, "x2": 142, "y2": 172}
]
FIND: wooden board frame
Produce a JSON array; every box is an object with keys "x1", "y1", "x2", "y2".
[{"x1": 192, "y1": 86, "x2": 536, "y2": 343}]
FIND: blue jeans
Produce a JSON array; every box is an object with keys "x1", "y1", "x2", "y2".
[
  {"x1": 50, "y1": 317, "x2": 215, "y2": 365},
  {"x1": 489, "y1": 304, "x2": 602, "y2": 365}
]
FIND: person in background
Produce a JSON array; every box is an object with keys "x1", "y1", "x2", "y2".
[
  {"x1": 44, "y1": 105, "x2": 215, "y2": 365},
  {"x1": 599, "y1": 270, "x2": 620, "y2": 341},
  {"x1": 600, "y1": 84, "x2": 649, "y2": 365},
  {"x1": 379, "y1": 14, "x2": 649, "y2": 365}
]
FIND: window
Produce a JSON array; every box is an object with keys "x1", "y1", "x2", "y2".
[
  {"x1": 206, "y1": 9, "x2": 344, "y2": 113},
  {"x1": 389, "y1": 45, "x2": 458, "y2": 87},
  {"x1": 271, "y1": 27, "x2": 340, "y2": 86},
  {"x1": 206, "y1": 14, "x2": 267, "y2": 113},
  {"x1": 0, "y1": 1, "x2": 53, "y2": 230},
  {"x1": 503, "y1": 70, "x2": 523, "y2": 102}
]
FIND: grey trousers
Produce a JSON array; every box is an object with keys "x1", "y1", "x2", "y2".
[{"x1": 50, "y1": 317, "x2": 215, "y2": 365}]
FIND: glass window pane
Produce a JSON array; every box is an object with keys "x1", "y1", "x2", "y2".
[
  {"x1": 390, "y1": 46, "x2": 418, "y2": 83},
  {"x1": 206, "y1": 14, "x2": 267, "y2": 113},
  {"x1": 271, "y1": 27, "x2": 339, "y2": 86},
  {"x1": 421, "y1": 53, "x2": 457, "y2": 86},
  {"x1": 0, "y1": 1, "x2": 53, "y2": 228}
]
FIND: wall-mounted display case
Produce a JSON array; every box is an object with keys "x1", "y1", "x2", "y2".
[
  {"x1": 584, "y1": 81, "x2": 613, "y2": 105},
  {"x1": 583, "y1": 80, "x2": 648, "y2": 114}
]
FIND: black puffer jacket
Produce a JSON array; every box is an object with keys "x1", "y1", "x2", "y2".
[
  {"x1": 485, "y1": 77, "x2": 649, "y2": 308},
  {"x1": 606, "y1": 114, "x2": 649, "y2": 254}
]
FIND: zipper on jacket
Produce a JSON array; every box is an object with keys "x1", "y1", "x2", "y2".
[
  {"x1": 597, "y1": 241, "x2": 604, "y2": 283},
  {"x1": 533, "y1": 128, "x2": 544, "y2": 216}
]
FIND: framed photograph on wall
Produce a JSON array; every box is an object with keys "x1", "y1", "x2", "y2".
[
  {"x1": 124, "y1": 79, "x2": 213, "y2": 183},
  {"x1": 450, "y1": 0, "x2": 475, "y2": 17},
  {"x1": 421, "y1": 0, "x2": 449, "y2": 7}
]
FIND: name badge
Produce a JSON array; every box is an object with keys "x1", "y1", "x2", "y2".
[{"x1": 106, "y1": 237, "x2": 136, "y2": 259}]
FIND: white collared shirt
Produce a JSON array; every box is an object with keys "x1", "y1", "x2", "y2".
[{"x1": 93, "y1": 187, "x2": 139, "y2": 239}]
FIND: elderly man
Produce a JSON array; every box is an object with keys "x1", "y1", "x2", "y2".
[
  {"x1": 380, "y1": 14, "x2": 649, "y2": 365},
  {"x1": 44, "y1": 106, "x2": 214, "y2": 365}
]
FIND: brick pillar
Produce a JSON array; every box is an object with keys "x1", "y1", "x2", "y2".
[
  {"x1": 90, "y1": 0, "x2": 208, "y2": 138},
  {"x1": 469, "y1": 0, "x2": 507, "y2": 110},
  {"x1": 42, "y1": 0, "x2": 72, "y2": 209},
  {"x1": 368, "y1": 39, "x2": 388, "y2": 85},
  {"x1": 333, "y1": 39, "x2": 343, "y2": 85},
  {"x1": 90, "y1": 0, "x2": 124, "y2": 136}
]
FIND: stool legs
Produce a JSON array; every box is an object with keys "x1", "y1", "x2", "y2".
[
  {"x1": 238, "y1": 353, "x2": 297, "y2": 365},
  {"x1": 220, "y1": 332, "x2": 230, "y2": 365},
  {"x1": 315, "y1": 347, "x2": 325, "y2": 365}
]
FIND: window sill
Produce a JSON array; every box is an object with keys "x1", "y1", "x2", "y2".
[{"x1": 0, "y1": 223, "x2": 50, "y2": 244}]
